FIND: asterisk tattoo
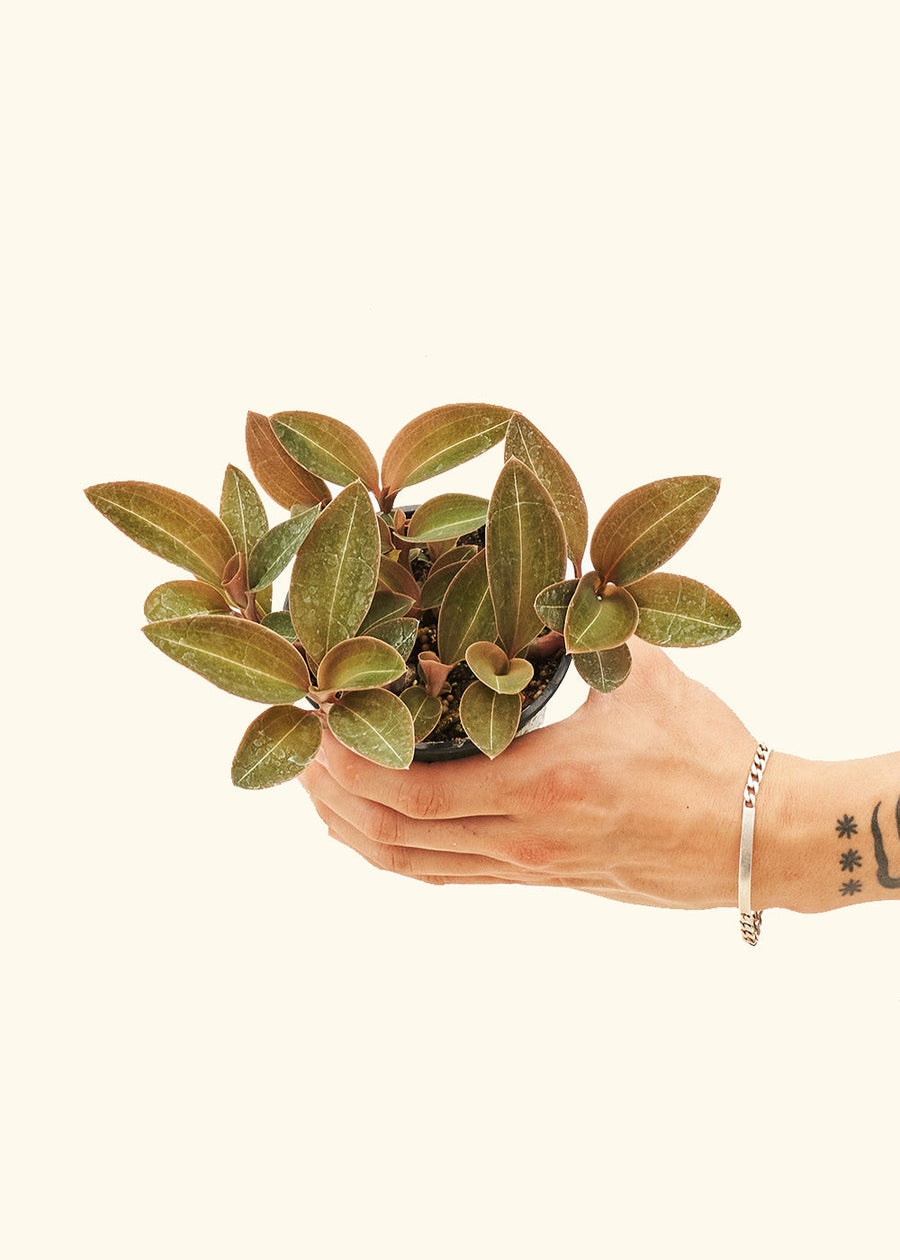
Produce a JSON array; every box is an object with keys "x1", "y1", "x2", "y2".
[
  {"x1": 835, "y1": 815, "x2": 858, "y2": 840},
  {"x1": 839, "y1": 849, "x2": 863, "y2": 872},
  {"x1": 840, "y1": 879, "x2": 862, "y2": 896}
]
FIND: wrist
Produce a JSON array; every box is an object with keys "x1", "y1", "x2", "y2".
[{"x1": 752, "y1": 752, "x2": 900, "y2": 913}]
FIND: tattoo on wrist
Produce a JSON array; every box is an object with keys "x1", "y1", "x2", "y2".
[
  {"x1": 836, "y1": 815, "x2": 864, "y2": 897},
  {"x1": 871, "y1": 797, "x2": 900, "y2": 890}
]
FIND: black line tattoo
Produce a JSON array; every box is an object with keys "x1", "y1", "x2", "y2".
[
  {"x1": 840, "y1": 879, "x2": 863, "y2": 896},
  {"x1": 839, "y1": 849, "x2": 863, "y2": 872},
  {"x1": 871, "y1": 797, "x2": 900, "y2": 890},
  {"x1": 835, "y1": 814, "x2": 858, "y2": 839}
]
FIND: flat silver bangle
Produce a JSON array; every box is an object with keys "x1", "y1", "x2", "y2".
[{"x1": 739, "y1": 743, "x2": 772, "y2": 946}]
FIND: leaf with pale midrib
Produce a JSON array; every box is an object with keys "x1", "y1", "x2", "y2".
[
  {"x1": 564, "y1": 574, "x2": 639, "y2": 654},
  {"x1": 327, "y1": 689, "x2": 415, "y2": 769},
  {"x1": 142, "y1": 615, "x2": 310, "y2": 703},
  {"x1": 231, "y1": 706, "x2": 322, "y2": 789},
  {"x1": 289, "y1": 483, "x2": 380, "y2": 665},
  {"x1": 85, "y1": 481, "x2": 236, "y2": 585},
  {"x1": 459, "y1": 681, "x2": 521, "y2": 759},
  {"x1": 381, "y1": 403, "x2": 517, "y2": 494},
  {"x1": 573, "y1": 644, "x2": 632, "y2": 693},
  {"x1": 245, "y1": 411, "x2": 330, "y2": 509},
  {"x1": 405, "y1": 494, "x2": 489, "y2": 542},
  {"x1": 626, "y1": 572, "x2": 740, "y2": 646},
  {"x1": 248, "y1": 506, "x2": 319, "y2": 590},
  {"x1": 437, "y1": 549, "x2": 497, "y2": 665},
  {"x1": 316, "y1": 637, "x2": 407, "y2": 691},
  {"x1": 271, "y1": 411, "x2": 380, "y2": 493},
  {"x1": 590, "y1": 475, "x2": 720, "y2": 586},
  {"x1": 400, "y1": 686, "x2": 442, "y2": 742},
  {"x1": 144, "y1": 580, "x2": 232, "y2": 622},
  {"x1": 220, "y1": 465, "x2": 268, "y2": 558},
  {"x1": 486, "y1": 459, "x2": 566, "y2": 657},
  {"x1": 505, "y1": 414, "x2": 588, "y2": 567}
]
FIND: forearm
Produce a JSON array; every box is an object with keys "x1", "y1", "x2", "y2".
[{"x1": 754, "y1": 752, "x2": 900, "y2": 913}]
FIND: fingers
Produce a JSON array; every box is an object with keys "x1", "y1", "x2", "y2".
[
  {"x1": 310, "y1": 798, "x2": 534, "y2": 884},
  {"x1": 302, "y1": 759, "x2": 524, "y2": 863},
  {"x1": 315, "y1": 726, "x2": 542, "y2": 821}
]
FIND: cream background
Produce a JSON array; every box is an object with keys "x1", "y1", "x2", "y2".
[{"x1": 4, "y1": 3, "x2": 898, "y2": 1257}]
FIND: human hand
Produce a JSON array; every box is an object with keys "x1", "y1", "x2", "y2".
[{"x1": 298, "y1": 639, "x2": 775, "y2": 910}]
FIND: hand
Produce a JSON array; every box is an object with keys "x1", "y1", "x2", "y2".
[{"x1": 299, "y1": 640, "x2": 766, "y2": 910}]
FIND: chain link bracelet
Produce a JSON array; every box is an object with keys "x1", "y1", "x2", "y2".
[{"x1": 738, "y1": 743, "x2": 772, "y2": 945}]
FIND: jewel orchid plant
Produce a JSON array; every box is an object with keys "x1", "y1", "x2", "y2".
[{"x1": 85, "y1": 403, "x2": 740, "y2": 787}]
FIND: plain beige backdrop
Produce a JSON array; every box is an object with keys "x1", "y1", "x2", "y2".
[{"x1": 4, "y1": 2, "x2": 899, "y2": 1257}]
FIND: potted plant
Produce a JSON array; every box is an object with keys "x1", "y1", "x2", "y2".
[{"x1": 85, "y1": 403, "x2": 740, "y2": 788}]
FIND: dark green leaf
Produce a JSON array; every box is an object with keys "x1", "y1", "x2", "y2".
[
  {"x1": 405, "y1": 494, "x2": 489, "y2": 542},
  {"x1": 142, "y1": 616, "x2": 310, "y2": 703},
  {"x1": 271, "y1": 410, "x2": 380, "y2": 493},
  {"x1": 366, "y1": 617, "x2": 418, "y2": 659},
  {"x1": 400, "y1": 686, "x2": 442, "y2": 742},
  {"x1": 245, "y1": 410, "x2": 330, "y2": 509},
  {"x1": 534, "y1": 578, "x2": 578, "y2": 633},
  {"x1": 220, "y1": 465, "x2": 268, "y2": 558},
  {"x1": 564, "y1": 573, "x2": 639, "y2": 653},
  {"x1": 247, "y1": 505, "x2": 319, "y2": 590},
  {"x1": 626, "y1": 573, "x2": 741, "y2": 646},
  {"x1": 288, "y1": 482, "x2": 380, "y2": 665},
  {"x1": 590, "y1": 475, "x2": 720, "y2": 586},
  {"x1": 327, "y1": 688, "x2": 415, "y2": 769},
  {"x1": 231, "y1": 706, "x2": 322, "y2": 789},
  {"x1": 85, "y1": 481, "x2": 236, "y2": 585},
  {"x1": 458, "y1": 681, "x2": 521, "y2": 759},
  {"x1": 381, "y1": 402, "x2": 518, "y2": 495},
  {"x1": 573, "y1": 644, "x2": 632, "y2": 693},
  {"x1": 505, "y1": 414, "x2": 588, "y2": 567},
  {"x1": 465, "y1": 641, "x2": 534, "y2": 695},
  {"x1": 486, "y1": 458, "x2": 567, "y2": 657},
  {"x1": 437, "y1": 549, "x2": 497, "y2": 665},
  {"x1": 144, "y1": 580, "x2": 232, "y2": 622},
  {"x1": 317, "y1": 636, "x2": 407, "y2": 691}
]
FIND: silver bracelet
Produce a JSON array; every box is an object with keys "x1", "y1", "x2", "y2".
[{"x1": 738, "y1": 743, "x2": 772, "y2": 946}]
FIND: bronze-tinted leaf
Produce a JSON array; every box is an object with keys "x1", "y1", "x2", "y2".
[
  {"x1": 465, "y1": 641, "x2": 534, "y2": 695},
  {"x1": 359, "y1": 590, "x2": 416, "y2": 632},
  {"x1": 85, "y1": 481, "x2": 236, "y2": 585},
  {"x1": 626, "y1": 572, "x2": 741, "y2": 646},
  {"x1": 327, "y1": 688, "x2": 415, "y2": 769},
  {"x1": 486, "y1": 458, "x2": 567, "y2": 657},
  {"x1": 376, "y1": 555, "x2": 420, "y2": 604},
  {"x1": 590, "y1": 475, "x2": 720, "y2": 586},
  {"x1": 220, "y1": 464, "x2": 268, "y2": 558},
  {"x1": 381, "y1": 402, "x2": 518, "y2": 495},
  {"x1": 573, "y1": 644, "x2": 632, "y2": 693},
  {"x1": 400, "y1": 685, "x2": 442, "y2": 742},
  {"x1": 418, "y1": 546, "x2": 478, "y2": 608},
  {"x1": 317, "y1": 636, "x2": 407, "y2": 691},
  {"x1": 564, "y1": 573, "x2": 639, "y2": 654},
  {"x1": 270, "y1": 410, "x2": 380, "y2": 494},
  {"x1": 261, "y1": 610, "x2": 297, "y2": 642},
  {"x1": 288, "y1": 481, "x2": 380, "y2": 665},
  {"x1": 365, "y1": 617, "x2": 418, "y2": 659},
  {"x1": 437, "y1": 549, "x2": 497, "y2": 665},
  {"x1": 142, "y1": 616, "x2": 310, "y2": 703},
  {"x1": 231, "y1": 706, "x2": 322, "y2": 789},
  {"x1": 458, "y1": 681, "x2": 521, "y2": 760},
  {"x1": 144, "y1": 580, "x2": 232, "y2": 622},
  {"x1": 534, "y1": 578, "x2": 578, "y2": 633},
  {"x1": 505, "y1": 414, "x2": 588, "y2": 567},
  {"x1": 405, "y1": 494, "x2": 489, "y2": 542},
  {"x1": 245, "y1": 410, "x2": 330, "y2": 509},
  {"x1": 247, "y1": 505, "x2": 319, "y2": 590}
]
